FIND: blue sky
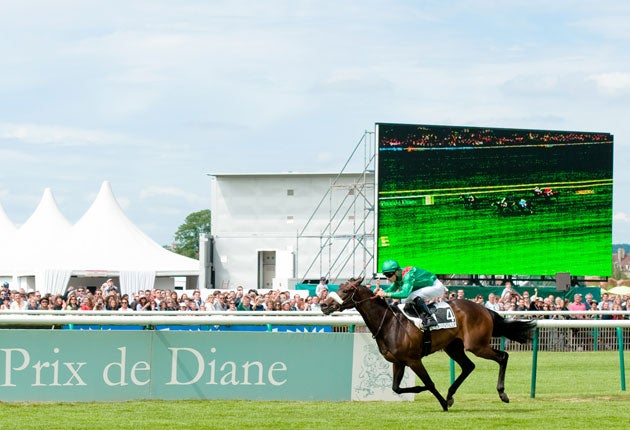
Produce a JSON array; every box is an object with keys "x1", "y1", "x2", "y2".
[{"x1": 0, "y1": 0, "x2": 629, "y2": 246}]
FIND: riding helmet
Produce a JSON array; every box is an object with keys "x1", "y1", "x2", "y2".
[{"x1": 382, "y1": 260, "x2": 401, "y2": 273}]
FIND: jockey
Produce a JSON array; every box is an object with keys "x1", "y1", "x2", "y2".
[{"x1": 375, "y1": 260, "x2": 447, "y2": 328}]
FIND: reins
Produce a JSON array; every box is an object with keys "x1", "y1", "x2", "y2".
[{"x1": 347, "y1": 285, "x2": 415, "y2": 340}]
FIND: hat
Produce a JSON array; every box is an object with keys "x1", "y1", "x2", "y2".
[{"x1": 2, "y1": 282, "x2": 8, "y2": 287}]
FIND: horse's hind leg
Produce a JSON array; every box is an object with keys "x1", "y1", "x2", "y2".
[
  {"x1": 495, "y1": 349, "x2": 509, "y2": 402},
  {"x1": 443, "y1": 339, "x2": 475, "y2": 408},
  {"x1": 470, "y1": 345, "x2": 510, "y2": 403}
]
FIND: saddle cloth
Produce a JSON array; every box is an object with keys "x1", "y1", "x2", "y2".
[{"x1": 397, "y1": 301, "x2": 458, "y2": 331}]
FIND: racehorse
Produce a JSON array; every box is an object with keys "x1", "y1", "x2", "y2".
[
  {"x1": 460, "y1": 193, "x2": 481, "y2": 209},
  {"x1": 492, "y1": 197, "x2": 533, "y2": 215},
  {"x1": 533, "y1": 187, "x2": 559, "y2": 201},
  {"x1": 320, "y1": 278, "x2": 536, "y2": 411}
]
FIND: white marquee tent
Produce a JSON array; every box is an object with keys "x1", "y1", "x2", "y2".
[
  {"x1": 0, "y1": 181, "x2": 199, "y2": 295},
  {"x1": 0, "y1": 201, "x2": 17, "y2": 245}
]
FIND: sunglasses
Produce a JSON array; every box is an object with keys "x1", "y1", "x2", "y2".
[{"x1": 383, "y1": 271, "x2": 396, "y2": 278}]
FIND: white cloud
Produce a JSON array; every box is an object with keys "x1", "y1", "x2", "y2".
[
  {"x1": 0, "y1": 123, "x2": 128, "y2": 147},
  {"x1": 588, "y1": 72, "x2": 630, "y2": 95},
  {"x1": 140, "y1": 186, "x2": 205, "y2": 205},
  {"x1": 614, "y1": 212, "x2": 630, "y2": 223}
]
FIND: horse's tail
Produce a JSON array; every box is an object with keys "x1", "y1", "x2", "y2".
[{"x1": 489, "y1": 310, "x2": 536, "y2": 344}]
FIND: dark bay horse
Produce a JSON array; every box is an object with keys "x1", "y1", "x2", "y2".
[{"x1": 320, "y1": 278, "x2": 536, "y2": 411}]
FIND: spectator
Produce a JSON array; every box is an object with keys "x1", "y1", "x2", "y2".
[
  {"x1": 584, "y1": 293, "x2": 595, "y2": 310},
  {"x1": 500, "y1": 280, "x2": 520, "y2": 303},
  {"x1": 227, "y1": 299, "x2": 237, "y2": 312},
  {"x1": 204, "y1": 294, "x2": 215, "y2": 310},
  {"x1": 237, "y1": 295, "x2": 253, "y2": 311},
  {"x1": 316, "y1": 277, "x2": 328, "y2": 297},
  {"x1": 568, "y1": 293, "x2": 587, "y2": 319},
  {"x1": 164, "y1": 298, "x2": 178, "y2": 310},
  {"x1": 213, "y1": 293, "x2": 228, "y2": 311},
  {"x1": 252, "y1": 296, "x2": 265, "y2": 311},
  {"x1": 26, "y1": 296, "x2": 39, "y2": 310},
  {"x1": 309, "y1": 295, "x2": 321, "y2": 311},
  {"x1": 106, "y1": 296, "x2": 120, "y2": 311},
  {"x1": 485, "y1": 293, "x2": 501, "y2": 311},
  {"x1": 516, "y1": 297, "x2": 529, "y2": 311},
  {"x1": 191, "y1": 290, "x2": 203, "y2": 310},
  {"x1": 521, "y1": 290, "x2": 532, "y2": 308},
  {"x1": 599, "y1": 301, "x2": 612, "y2": 320},
  {"x1": 185, "y1": 298, "x2": 197, "y2": 311},
  {"x1": 598, "y1": 292, "x2": 613, "y2": 310},
  {"x1": 52, "y1": 295, "x2": 66, "y2": 310},
  {"x1": 118, "y1": 298, "x2": 131, "y2": 311},
  {"x1": 169, "y1": 291, "x2": 179, "y2": 303},
  {"x1": 80, "y1": 296, "x2": 94, "y2": 311},
  {"x1": 234, "y1": 286, "x2": 244, "y2": 306},
  {"x1": 611, "y1": 302, "x2": 624, "y2": 320},
  {"x1": 94, "y1": 298, "x2": 106, "y2": 311},
  {"x1": 10, "y1": 291, "x2": 28, "y2": 310},
  {"x1": 136, "y1": 296, "x2": 150, "y2": 311},
  {"x1": 66, "y1": 295, "x2": 80, "y2": 310},
  {"x1": 105, "y1": 278, "x2": 120, "y2": 295}
]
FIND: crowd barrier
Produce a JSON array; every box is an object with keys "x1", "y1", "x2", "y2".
[{"x1": 1, "y1": 310, "x2": 628, "y2": 402}]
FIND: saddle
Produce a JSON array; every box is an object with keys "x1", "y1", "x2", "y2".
[{"x1": 397, "y1": 301, "x2": 457, "y2": 331}]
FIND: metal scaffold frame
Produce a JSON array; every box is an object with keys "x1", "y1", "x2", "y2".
[{"x1": 297, "y1": 131, "x2": 376, "y2": 284}]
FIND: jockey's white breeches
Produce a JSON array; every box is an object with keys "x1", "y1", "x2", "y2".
[{"x1": 405, "y1": 279, "x2": 446, "y2": 303}]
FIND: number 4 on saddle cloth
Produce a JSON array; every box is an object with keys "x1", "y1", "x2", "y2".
[{"x1": 398, "y1": 302, "x2": 458, "y2": 330}]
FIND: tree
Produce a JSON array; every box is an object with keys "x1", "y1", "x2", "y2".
[{"x1": 171, "y1": 209, "x2": 211, "y2": 258}]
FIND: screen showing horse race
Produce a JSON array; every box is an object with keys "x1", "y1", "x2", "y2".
[{"x1": 376, "y1": 123, "x2": 614, "y2": 277}]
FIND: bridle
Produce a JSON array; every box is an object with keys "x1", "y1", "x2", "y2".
[{"x1": 338, "y1": 283, "x2": 409, "y2": 339}]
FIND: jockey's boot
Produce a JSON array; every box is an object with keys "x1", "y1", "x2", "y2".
[{"x1": 414, "y1": 297, "x2": 437, "y2": 328}]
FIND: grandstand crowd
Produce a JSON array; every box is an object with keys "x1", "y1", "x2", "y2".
[
  {"x1": 2, "y1": 279, "x2": 629, "y2": 318},
  {"x1": 0, "y1": 280, "x2": 323, "y2": 313}
]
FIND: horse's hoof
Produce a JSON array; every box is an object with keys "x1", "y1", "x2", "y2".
[
  {"x1": 499, "y1": 392, "x2": 510, "y2": 403},
  {"x1": 447, "y1": 398, "x2": 454, "y2": 408}
]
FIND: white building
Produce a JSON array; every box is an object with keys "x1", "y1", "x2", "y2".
[{"x1": 208, "y1": 172, "x2": 375, "y2": 290}]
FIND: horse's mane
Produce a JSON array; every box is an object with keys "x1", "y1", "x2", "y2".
[{"x1": 354, "y1": 283, "x2": 401, "y2": 313}]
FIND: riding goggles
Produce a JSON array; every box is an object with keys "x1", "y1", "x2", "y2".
[{"x1": 383, "y1": 271, "x2": 396, "y2": 278}]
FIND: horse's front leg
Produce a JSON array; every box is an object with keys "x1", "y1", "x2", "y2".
[
  {"x1": 390, "y1": 362, "x2": 428, "y2": 395},
  {"x1": 407, "y1": 361, "x2": 449, "y2": 411}
]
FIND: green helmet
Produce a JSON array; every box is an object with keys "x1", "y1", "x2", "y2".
[{"x1": 382, "y1": 260, "x2": 401, "y2": 274}]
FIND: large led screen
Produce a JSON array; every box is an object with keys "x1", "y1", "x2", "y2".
[{"x1": 376, "y1": 123, "x2": 613, "y2": 277}]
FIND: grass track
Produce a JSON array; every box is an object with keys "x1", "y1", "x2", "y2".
[{"x1": 2, "y1": 351, "x2": 628, "y2": 430}]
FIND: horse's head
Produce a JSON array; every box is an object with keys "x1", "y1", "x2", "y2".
[{"x1": 320, "y1": 277, "x2": 365, "y2": 315}]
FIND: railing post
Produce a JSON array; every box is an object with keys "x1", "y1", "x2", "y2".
[
  {"x1": 530, "y1": 327, "x2": 539, "y2": 398},
  {"x1": 617, "y1": 327, "x2": 626, "y2": 391}
]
